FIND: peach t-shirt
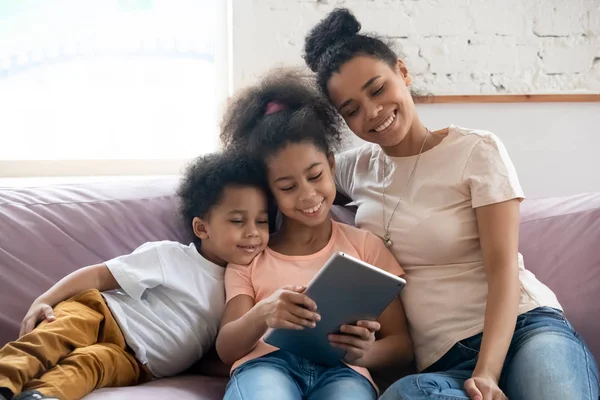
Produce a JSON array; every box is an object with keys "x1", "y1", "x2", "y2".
[
  {"x1": 335, "y1": 125, "x2": 562, "y2": 371},
  {"x1": 225, "y1": 219, "x2": 405, "y2": 385}
]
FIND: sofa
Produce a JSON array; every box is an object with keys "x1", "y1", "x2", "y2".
[{"x1": 1, "y1": 176, "x2": 599, "y2": 399}]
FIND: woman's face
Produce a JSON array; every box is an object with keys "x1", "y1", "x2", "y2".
[
  {"x1": 266, "y1": 142, "x2": 336, "y2": 228},
  {"x1": 327, "y1": 55, "x2": 416, "y2": 150}
]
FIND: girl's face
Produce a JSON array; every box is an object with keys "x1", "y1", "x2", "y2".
[
  {"x1": 266, "y1": 142, "x2": 336, "y2": 228},
  {"x1": 327, "y1": 55, "x2": 416, "y2": 151}
]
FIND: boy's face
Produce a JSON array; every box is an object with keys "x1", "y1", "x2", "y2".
[{"x1": 194, "y1": 185, "x2": 269, "y2": 266}]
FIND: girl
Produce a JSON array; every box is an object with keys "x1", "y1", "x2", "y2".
[
  {"x1": 215, "y1": 70, "x2": 413, "y2": 400},
  {"x1": 302, "y1": 8, "x2": 599, "y2": 400}
]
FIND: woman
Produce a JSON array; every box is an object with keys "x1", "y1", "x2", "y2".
[{"x1": 302, "y1": 8, "x2": 599, "y2": 400}]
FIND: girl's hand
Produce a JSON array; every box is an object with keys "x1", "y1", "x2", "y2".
[
  {"x1": 465, "y1": 375, "x2": 508, "y2": 400},
  {"x1": 20, "y1": 301, "x2": 55, "y2": 336},
  {"x1": 328, "y1": 320, "x2": 380, "y2": 365},
  {"x1": 257, "y1": 285, "x2": 320, "y2": 330}
]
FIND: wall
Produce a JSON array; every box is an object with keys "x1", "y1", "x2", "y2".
[
  {"x1": 231, "y1": 0, "x2": 600, "y2": 94},
  {"x1": 422, "y1": 102, "x2": 599, "y2": 198},
  {"x1": 339, "y1": 102, "x2": 600, "y2": 198},
  {"x1": 231, "y1": 0, "x2": 600, "y2": 197}
]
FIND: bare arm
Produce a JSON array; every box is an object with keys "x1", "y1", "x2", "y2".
[
  {"x1": 465, "y1": 199, "x2": 521, "y2": 398},
  {"x1": 215, "y1": 294, "x2": 267, "y2": 365},
  {"x1": 36, "y1": 263, "x2": 120, "y2": 306},
  {"x1": 20, "y1": 263, "x2": 120, "y2": 335},
  {"x1": 216, "y1": 286, "x2": 319, "y2": 365},
  {"x1": 363, "y1": 297, "x2": 413, "y2": 369},
  {"x1": 329, "y1": 297, "x2": 414, "y2": 369}
]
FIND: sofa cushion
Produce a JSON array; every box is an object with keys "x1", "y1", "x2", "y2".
[
  {"x1": 82, "y1": 375, "x2": 227, "y2": 400},
  {"x1": 519, "y1": 192, "x2": 600, "y2": 365},
  {"x1": 0, "y1": 177, "x2": 187, "y2": 345}
]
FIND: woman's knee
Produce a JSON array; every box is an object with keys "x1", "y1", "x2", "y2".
[{"x1": 503, "y1": 330, "x2": 599, "y2": 400}]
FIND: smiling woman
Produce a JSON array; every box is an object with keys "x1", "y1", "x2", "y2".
[
  {"x1": 0, "y1": 0, "x2": 226, "y2": 177},
  {"x1": 303, "y1": 7, "x2": 599, "y2": 400}
]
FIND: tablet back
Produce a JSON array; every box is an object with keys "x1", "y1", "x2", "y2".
[{"x1": 263, "y1": 252, "x2": 405, "y2": 366}]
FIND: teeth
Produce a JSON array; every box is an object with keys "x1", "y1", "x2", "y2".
[
  {"x1": 302, "y1": 201, "x2": 323, "y2": 214},
  {"x1": 374, "y1": 113, "x2": 395, "y2": 132},
  {"x1": 239, "y1": 245, "x2": 258, "y2": 253}
]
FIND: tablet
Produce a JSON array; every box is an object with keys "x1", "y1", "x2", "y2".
[{"x1": 263, "y1": 251, "x2": 406, "y2": 367}]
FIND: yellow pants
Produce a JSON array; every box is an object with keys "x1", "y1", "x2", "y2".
[{"x1": 0, "y1": 289, "x2": 152, "y2": 400}]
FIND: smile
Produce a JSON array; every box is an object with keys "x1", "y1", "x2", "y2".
[
  {"x1": 372, "y1": 110, "x2": 396, "y2": 133},
  {"x1": 301, "y1": 200, "x2": 324, "y2": 216},
  {"x1": 238, "y1": 245, "x2": 259, "y2": 253}
]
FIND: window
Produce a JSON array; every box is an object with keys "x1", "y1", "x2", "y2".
[{"x1": 0, "y1": 0, "x2": 227, "y2": 176}]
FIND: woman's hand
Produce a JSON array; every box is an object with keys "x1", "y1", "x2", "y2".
[
  {"x1": 328, "y1": 320, "x2": 380, "y2": 365},
  {"x1": 465, "y1": 375, "x2": 508, "y2": 400},
  {"x1": 257, "y1": 285, "x2": 320, "y2": 330},
  {"x1": 20, "y1": 301, "x2": 55, "y2": 336}
]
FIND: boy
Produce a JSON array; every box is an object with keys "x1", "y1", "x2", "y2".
[{"x1": 0, "y1": 152, "x2": 270, "y2": 400}]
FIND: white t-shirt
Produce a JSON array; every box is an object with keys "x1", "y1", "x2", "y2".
[
  {"x1": 335, "y1": 125, "x2": 562, "y2": 371},
  {"x1": 102, "y1": 241, "x2": 225, "y2": 378}
]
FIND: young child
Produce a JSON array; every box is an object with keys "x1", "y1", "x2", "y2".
[
  {"x1": 216, "y1": 70, "x2": 414, "y2": 400},
  {"x1": 0, "y1": 152, "x2": 270, "y2": 400}
]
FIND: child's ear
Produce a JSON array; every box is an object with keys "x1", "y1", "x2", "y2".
[{"x1": 192, "y1": 217, "x2": 209, "y2": 240}]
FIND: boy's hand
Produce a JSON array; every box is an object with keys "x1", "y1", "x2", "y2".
[
  {"x1": 329, "y1": 320, "x2": 380, "y2": 366},
  {"x1": 20, "y1": 301, "x2": 55, "y2": 337},
  {"x1": 257, "y1": 285, "x2": 320, "y2": 330}
]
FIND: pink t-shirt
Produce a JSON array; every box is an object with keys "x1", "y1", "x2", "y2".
[{"x1": 225, "y1": 219, "x2": 405, "y2": 386}]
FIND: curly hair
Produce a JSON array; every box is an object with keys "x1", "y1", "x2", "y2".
[
  {"x1": 303, "y1": 8, "x2": 399, "y2": 97},
  {"x1": 176, "y1": 151, "x2": 268, "y2": 246},
  {"x1": 220, "y1": 68, "x2": 343, "y2": 159}
]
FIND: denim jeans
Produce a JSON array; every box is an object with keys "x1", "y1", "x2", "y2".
[
  {"x1": 223, "y1": 350, "x2": 376, "y2": 400},
  {"x1": 381, "y1": 307, "x2": 599, "y2": 400}
]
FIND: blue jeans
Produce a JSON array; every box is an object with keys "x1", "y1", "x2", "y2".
[
  {"x1": 223, "y1": 350, "x2": 376, "y2": 400},
  {"x1": 381, "y1": 307, "x2": 599, "y2": 400}
]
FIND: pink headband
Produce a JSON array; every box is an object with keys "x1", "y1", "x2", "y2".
[{"x1": 265, "y1": 101, "x2": 286, "y2": 115}]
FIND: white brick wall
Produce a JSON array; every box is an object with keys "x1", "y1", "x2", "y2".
[{"x1": 231, "y1": 0, "x2": 600, "y2": 94}]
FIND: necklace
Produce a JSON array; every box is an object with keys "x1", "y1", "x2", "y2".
[{"x1": 381, "y1": 128, "x2": 430, "y2": 248}]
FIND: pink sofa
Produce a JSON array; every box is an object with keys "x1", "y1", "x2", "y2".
[{"x1": 1, "y1": 177, "x2": 599, "y2": 399}]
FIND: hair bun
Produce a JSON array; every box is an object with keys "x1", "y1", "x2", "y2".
[{"x1": 303, "y1": 8, "x2": 361, "y2": 72}]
